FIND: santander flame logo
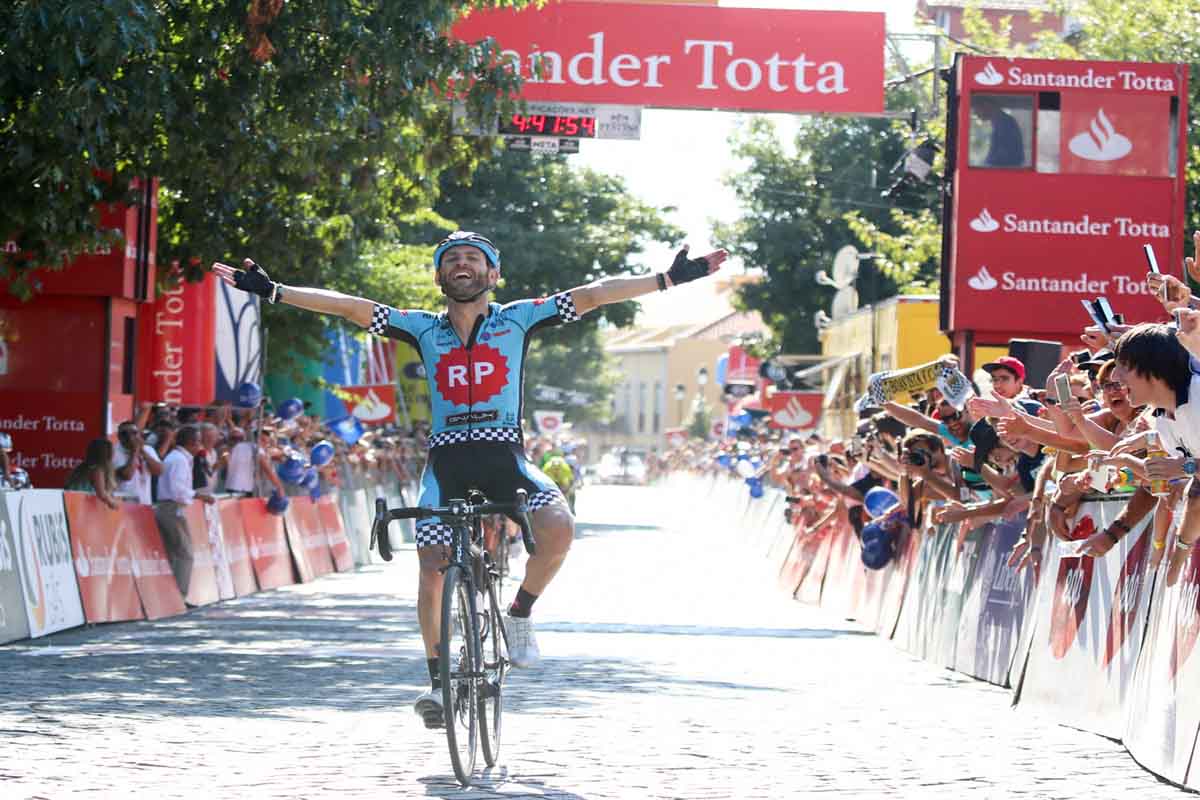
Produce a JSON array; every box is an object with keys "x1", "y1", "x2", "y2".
[
  {"x1": 351, "y1": 388, "x2": 393, "y2": 423},
  {"x1": 975, "y1": 62, "x2": 1004, "y2": 86},
  {"x1": 1068, "y1": 109, "x2": 1133, "y2": 161},
  {"x1": 969, "y1": 208, "x2": 1000, "y2": 233},
  {"x1": 774, "y1": 397, "x2": 814, "y2": 428},
  {"x1": 967, "y1": 266, "x2": 998, "y2": 291}
]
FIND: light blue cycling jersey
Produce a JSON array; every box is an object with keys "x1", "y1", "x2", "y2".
[{"x1": 367, "y1": 293, "x2": 580, "y2": 448}]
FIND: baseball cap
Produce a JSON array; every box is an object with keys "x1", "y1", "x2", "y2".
[
  {"x1": 981, "y1": 356, "x2": 1026, "y2": 382},
  {"x1": 1079, "y1": 350, "x2": 1115, "y2": 373}
]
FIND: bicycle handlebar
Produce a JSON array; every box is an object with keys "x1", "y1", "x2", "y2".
[{"x1": 370, "y1": 489, "x2": 536, "y2": 562}]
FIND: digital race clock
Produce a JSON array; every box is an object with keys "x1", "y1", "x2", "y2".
[{"x1": 499, "y1": 113, "x2": 597, "y2": 138}]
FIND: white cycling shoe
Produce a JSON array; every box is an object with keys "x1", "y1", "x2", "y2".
[
  {"x1": 504, "y1": 611, "x2": 541, "y2": 668},
  {"x1": 413, "y1": 689, "x2": 445, "y2": 729}
]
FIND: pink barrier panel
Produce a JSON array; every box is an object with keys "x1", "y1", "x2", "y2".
[
  {"x1": 795, "y1": 521, "x2": 835, "y2": 606},
  {"x1": 216, "y1": 500, "x2": 260, "y2": 598},
  {"x1": 316, "y1": 496, "x2": 355, "y2": 573},
  {"x1": 63, "y1": 494, "x2": 145, "y2": 624},
  {"x1": 1124, "y1": 518, "x2": 1200, "y2": 786},
  {"x1": 875, "y1": 525, "x2": 920, "y2": 638},
  {"x1": 238, "y1": 499, "x2": 296, "y2": 590},
  {"x1": 284, "y1": 497, "x2": 334, "y2": 580},
  {"x1": 182, "y1": 503, "x2": 221, "y2": 607},
  {"x1": 1018, "y1": 502, "x2": 1153, "y2": 739},
  {"x1": 122, "y1": 504, "x2": 186, "y2": 620},
  {"x1": 819, "y1": 521, "x2": 864, "y2": 619}
]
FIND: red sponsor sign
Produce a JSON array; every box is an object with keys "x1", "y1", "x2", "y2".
[
  {"x1": 1103, "y1": 526, "x2": 1150, "y2": 667},
  {"x1": 217, "y1": 499, "x2": 260, "y2": 597},
  {"x1": 947, "y1": 55, "x2": 1188, "y2": 339},
  {"x1": 765, "y1": 390, "x2": 822, "y2": 430},
  {"x1": 121, "y1": 504, "x2": 187, "y2": 620},
  {"x1": 137, "y1": 271, "x2": 216, "y2": 405},
  {"x1": 1049, "y1": 515, "x2": 1097, "y2": 659},
  {"x1": 238, "y1": 498, "x2": 295, "y2": 590},
  {"x1": 451, "y1": 3, "x2": 884, "y2": 114},
  {"x1": 181, "y1": 503, "x2": 221, "y2": 606},
  {"x1": 1061, "y1": 94, "x2": 1171, "y2": 177},
  {"x1": 64, "y1": 494, "x2": 145, "y2": 623},
  {"x1": 316, "y1": 496, "x2": 355, "y2": 573},
  {"x1": 337, "y1": 384, "x2": 398, "y2": 425},
  {"x1": 433, "y1": 344, "x2": 510, "y2": 407}
]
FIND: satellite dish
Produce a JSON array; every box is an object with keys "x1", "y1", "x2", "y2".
[
  {"x1": 831, "y1": 286, "x2": 860, "y2": 319},
  {"x1": 832, "y1": 245, "x2": 860, "y2": 286}
]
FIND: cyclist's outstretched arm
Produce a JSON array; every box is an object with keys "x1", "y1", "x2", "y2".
[
  {"x1": 212, "y1": 259, "x2": 375, "y2": 328},
  {"x1": 569, "y1": 245, "x2": 727, "y2": 316}
]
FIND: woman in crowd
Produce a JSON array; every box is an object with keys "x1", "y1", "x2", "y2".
[{"x1": 64, "y1": 438, "x2": 121, "y2": 510}]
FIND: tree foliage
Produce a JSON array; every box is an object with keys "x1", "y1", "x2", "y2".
[
  {"x1": 1, "y1": 0, "x2": 530, "y2": 368},
  {"x1": 715, "y1": 115, "x2": 937, "y2": 353},
  {"x1": 431, "y1": 151, "x2": 684, "y2": 423}
]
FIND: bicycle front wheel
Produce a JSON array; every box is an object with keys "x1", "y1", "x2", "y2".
[
  {"x1": 440, "y1": 565, "x2": 480, "y2": 786},
  {"x1": 479, "y1": 573, "x2": 507, "y2": 766}
]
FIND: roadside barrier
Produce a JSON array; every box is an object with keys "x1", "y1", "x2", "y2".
[
  {"x1": 0, "y1": 481, "x2": 401, "y2": 646},
  {"x1": 667, "y1": 472, "x2": 1200, "y2": 790}
]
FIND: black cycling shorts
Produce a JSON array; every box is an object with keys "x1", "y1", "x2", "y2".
[{"x1": 414, "y1": 441, "x2": 566, "y2": 548}]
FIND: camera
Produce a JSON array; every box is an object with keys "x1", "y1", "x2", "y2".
[
  {"x1": 815, "y1": 454, "x2": 829, "y2": 468},
  {"x1": 1070, "y1": 350, "x2": 1091, "y2": 367},
  {"x1": 903, "y1": 449, "x2": 928, "y2": 467}
]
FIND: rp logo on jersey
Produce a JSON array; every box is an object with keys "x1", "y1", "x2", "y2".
[{"x1": 434, "y1": 344, "x2": 510, "y2": 406}]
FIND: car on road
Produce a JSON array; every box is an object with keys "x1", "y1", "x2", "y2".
[{"x1": 592, "y1": 449, "x2": 647, "y2": 485}]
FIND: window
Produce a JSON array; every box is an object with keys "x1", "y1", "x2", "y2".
[
  {"x1": 652, "y1": 381, "x2": 662, "y2": 434},
  {"x1": 637, "y1": 381, "x2": 646, "y2": 433},
  {"x1": 968, "y1": 94, "x2": 1034, "y2": 169}
]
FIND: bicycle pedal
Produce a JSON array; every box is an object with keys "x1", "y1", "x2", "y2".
[{"x1": 422, "y1": 710, "x2": 446, "y2": 729}]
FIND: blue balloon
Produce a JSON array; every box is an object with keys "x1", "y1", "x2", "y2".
[
  {"x1": 328, "y1": 415, "x2": 364, "y2": 445},
  {"x1": 716, "y1": 454, "x2": 732, "y2": 468},
  {"x1": 237, "y1": 381, "x2": 262, "y2": 408},
  {"x1": 747, "y1": 476, "x2": 764, "y2": 498},
  {"x1": 308, "y1": 485, "x2": 322, "y2": 501},
  {"x1": 277, "y1": 397, "x2": 304, "y2": 421},
  {"x1": 266, "y1": 490, "x2": 290, "y2": 515},
  {"x1": 277, "y1": 456, "x2": 305, "y2": 484},
  {"x1": 310, "y1": 440, "x2": 335, "y2": 467},
  {"x1": 301, "y1": 467, "x2": 320, "y2": 490},
  {"x1": 863, "y1": 487, "x2": 900, "y2": 519},
  {"x1": 861, "y1": 537, "x2": 894, "y2": 570}
]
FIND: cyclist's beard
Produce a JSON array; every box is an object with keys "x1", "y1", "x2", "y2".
[{"x1": 440, "y1": 271, "x2": 492, "y2": 303}]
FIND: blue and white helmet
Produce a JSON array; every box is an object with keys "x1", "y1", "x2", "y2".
[{"x1": 433, "y1": 230, "x2": 501, "y2": 271}]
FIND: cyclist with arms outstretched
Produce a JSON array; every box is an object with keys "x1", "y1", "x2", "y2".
[{"x1": 213, "y1": 232, "x2": 725, "y2": 727}]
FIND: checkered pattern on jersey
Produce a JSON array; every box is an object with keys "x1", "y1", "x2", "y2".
[
  {"x1": 528, "y1": 488, "x2": 567, "y2": 512},
  {"x1": 428, "y1": 427, "x2": 523, "y2": 449},
  {"x1": 554, "y1": 292, "x2": 580, "y2": 324},
  {"x1": 415, "y1": 522, "x2": 457, "y2": 548},
  {"x1": 368, "y1": 303, "x2": 390, "y2": 336}
]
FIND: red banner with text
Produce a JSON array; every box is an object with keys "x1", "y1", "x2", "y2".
[
  {"x1": 64, "y1": 494, "x2": 145, "y2": 624},
  {"x1": 138, "y1": 272, "x2": 216, "y2": 405},
  {"x1": 238, "y1": 499, "x2": 295, "y2": 590},
  {"x1": 122, "y1": 504, "x2": 187, "y2": 620}
]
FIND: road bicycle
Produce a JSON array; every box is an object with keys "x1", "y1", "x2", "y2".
[{"x1": 371, "y1": 488, "x2": 535, "y2": 786}]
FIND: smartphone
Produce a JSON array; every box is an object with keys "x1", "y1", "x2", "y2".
[
  {"x1": 1070, "y1": 350, "x2": 1091, "y2": 367},
  {"x1": 1053, "y1": 373, "x2": 1072, "y2": 405},
  {"x1": 1096, "y1": 297, "x2": 1116, "y2": 327},
  {"x1": 1144, "y1": 243, "x2": 1160, "y2": 274},
  {"x1": 1081, "y1": 299, "x2": 1109, "y2": 334}
]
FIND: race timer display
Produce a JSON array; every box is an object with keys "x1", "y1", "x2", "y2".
[{"x1": 499, "y1": 113, "x2": 596, "y2": 138}]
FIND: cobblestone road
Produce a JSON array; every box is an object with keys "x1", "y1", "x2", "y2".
[{"x1": 1, "y1": 485, "x2": 1191, "y2": 799}]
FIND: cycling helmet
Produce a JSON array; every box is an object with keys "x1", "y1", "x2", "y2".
[{"x1": 433, "y1": 230, "x2": 501, "y2": 271}]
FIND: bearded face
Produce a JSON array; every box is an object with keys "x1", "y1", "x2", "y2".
[{"x1": 436, "y1": 245, "x2": 497, "y2": 302}]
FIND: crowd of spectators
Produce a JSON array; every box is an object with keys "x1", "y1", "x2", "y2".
[{"x1": 662, "y1": 253, "x2": 1200, "y2": 585}]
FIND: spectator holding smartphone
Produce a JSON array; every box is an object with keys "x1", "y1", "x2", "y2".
[{"x1": 113, "y1": 421, "x2": 164, "y2": 504}]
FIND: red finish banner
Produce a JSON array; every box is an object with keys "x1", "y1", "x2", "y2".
[
  {"x1": 63, "y1": 494, "x2": 145, "y2": 624},
  {"x1": 451, "y1": 2, "x2": 884, "y2": 114},
  {"x1": 181, "y1": 503, "x2": 221, "y2": 607},
  {"x1": 217, "y1": 499, "x2": 260, "y2": 598},
  {"x1": 121, "y1": 504, "x2": 186, "y2": 620},
  {"x1": 317, "y1": 496, "x2": 355, "y2": 573},
  {"x1": 138, "y1": 271, "x2": 216, "y2": 405},
  {"x1": 238, "y1": 499, "x2": 295, "y2": 590}
]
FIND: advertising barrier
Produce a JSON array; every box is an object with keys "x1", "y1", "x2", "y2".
[
  {"x1": 62, "y1": 493, "x2": 144, "y2": 624},
  {"x1": 204, "y1": 503, "x2": 237, "y2": 600},
  {"x1": 6, "y1": 489, "x2": 86, "y2": 637},
  {"x1": 216, "y1": 500, "x2": 260, "y2": 597},
  {"x1": 122, "y1": 504, "x2": 187, "y2": 620},
  {"x1": 317, "y1": 496, "x2": 354, "y2": 573},
  {"x1": 181, "y1": 503, "x2": 221, "y2": 607},
  {"x1": 0, "y1": 494, "x2": 31, "y2": 643},
  {"x1": 239, "y1": 498, "x2": 295, "y2": 589},
  {"x1": 340, "y1": 488, "x2": 373, "y2": 567}
]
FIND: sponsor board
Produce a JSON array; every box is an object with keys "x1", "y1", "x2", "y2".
[
  {"x1": 121, "y1": 504, "x2": 186, "y2": 620},
  {"x1": 63, "y1": 493, "x2": 144, "y2": 623},
  {"x1": 316, "y1": 496, "x2": 355, "y2": 573},
  {"x1": 181, "y1": 503, "x2": 221, "y2": 607},
  {"x1": 969, "y1": 58, "x2": 1180, "y2": 94},
  {"x1": 0, "y1": 494, "x2": 31, "y2": 643},
  {"x1": 238, "y1": 499, "x2": 296, "y2": 589},
  {"x1": 5, "y1": 489, "x2": 85, "y2": 637},
  {"x1": 216, "y1": 500, "x2": 259, "y2": 598},
  {"x1": 204, "y1": 502, "x2": 236, "y2": 601}
]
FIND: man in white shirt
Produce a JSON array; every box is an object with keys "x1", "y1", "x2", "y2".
[
  {"x1": 154, "y1": 425, "x2": 215, "y2": 599},
  {"x1": 113, "y1": 422, "x2": 163, "y2": 504}
]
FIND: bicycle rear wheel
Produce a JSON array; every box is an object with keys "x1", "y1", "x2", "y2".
[
  {"x1": 440, "y1": 565, "x2": 480, "y2": 786},
  {"x1": 479, "y1": 573, "x2": 507, "y2": 766}
]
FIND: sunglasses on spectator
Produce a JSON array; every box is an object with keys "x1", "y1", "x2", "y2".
[
  {"x1": 1101, "y1": 381, "x2": 1126, "y2": 392},
  {"x1": 938, "y1": 409, "x2": 961, "y2": 421}
]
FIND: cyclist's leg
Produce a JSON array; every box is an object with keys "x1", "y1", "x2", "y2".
[
  {"x1": 415, "y1": 454, "x2": 456, "y2": 660},
  {"x1": 496, "y1": 447, "x2": 574, "y2": 596}
]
